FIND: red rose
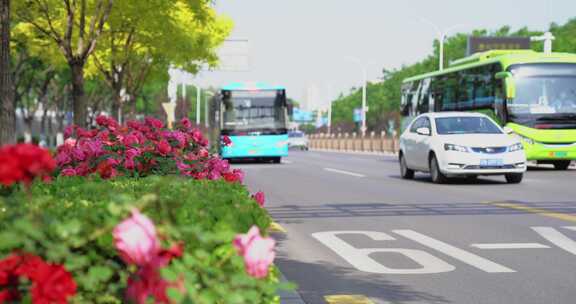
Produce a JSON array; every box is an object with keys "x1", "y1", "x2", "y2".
[
  {"x1": 30, "y1": 263, "x2": 77, "y2": 304},
  {"x1": 156, "y1": 140, "x2": 171, "y2": 156}
]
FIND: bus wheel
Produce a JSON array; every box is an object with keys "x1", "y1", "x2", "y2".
[
  {"x1": 553, "y1": 160, "x2": 571, "y2": 170},
  {"x1": 272, "y1": 157, "x2": 281, "y2": 164}
]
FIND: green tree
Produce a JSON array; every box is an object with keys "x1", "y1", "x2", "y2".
[
  {"x1": 14, "y1": 0, "x2": 113, "y2": 127},
  {"x1": 89, "y1": 0, "x2": 232, "y2": 122},
  {"x1": 0, "y1": 0, "x2": 14, "y2": 144}
]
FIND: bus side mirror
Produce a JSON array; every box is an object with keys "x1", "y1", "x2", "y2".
[{"x1": 495, "y1": 72, "x2": 516, "y2": 100}]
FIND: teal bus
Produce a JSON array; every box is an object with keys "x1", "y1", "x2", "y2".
[
  {"x1": 401, "y1": 50, "x2": 576, "y2": 170},
  {"x1": 210, "y1": 82, "x2": 291, "y2": 163}
]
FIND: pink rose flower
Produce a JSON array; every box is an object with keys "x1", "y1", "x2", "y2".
[
  {"x1": 233, "y1": 226, "x2": 276, "y2": 279},
  {"x1": 113, "y1": 209, "x2": 159, "y2": 266},
  {"x1": 222, "y1": 135, "x2": 232, "y2": 146},
  {"x1": 61, "y1": 167, "x2": 77, "y2": 177},
  {"x1": 252, "y1": 191, "x2": 265, "y2": 207},
  {"x1": 157, "y1": 140, "x2": 171, "y2": 156}
]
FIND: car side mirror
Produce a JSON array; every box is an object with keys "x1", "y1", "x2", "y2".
[
  {"x1": 416, "y1": 127, "x2": 431, "y2": 136},
  {"x1": 503, "y1": 126, "x2": 514, "y2": 134}
]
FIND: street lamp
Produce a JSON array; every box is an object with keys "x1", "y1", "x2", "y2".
[
  {"x1": 345, "y1": 56, "x2": 368, "y2": 137},
  {"x1": 419, "y1": 18, "x2": 467, "y2": 71}
]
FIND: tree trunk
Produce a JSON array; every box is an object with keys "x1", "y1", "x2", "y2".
[
  {"x1": 111, "y1": 85, "x2": 122, "y2": 122},
  {"x1": 71, "y1": 62, "x2": 87, "y2": 128},
  {"x1": 0, "y1": 0, "x2": 14, "y2": 145}
]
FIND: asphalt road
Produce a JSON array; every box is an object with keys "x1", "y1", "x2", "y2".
[{"x1": 235, "y1": 151, "x2": 576, "y2": 304}]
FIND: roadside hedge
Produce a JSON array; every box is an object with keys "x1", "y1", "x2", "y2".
[{"x1": 0, "y1": 176, "x2": 285, "y2": 303}]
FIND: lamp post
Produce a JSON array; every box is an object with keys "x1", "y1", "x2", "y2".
[
  {"x1": 531, "y1": 31, "x2": 555, "y2": 54},
  {"x1": 345, "y1": 56, "x2": 368, "y2": 137},
  {"x1": 419, "y1": 18, "x2": 467, "y2": 71}
]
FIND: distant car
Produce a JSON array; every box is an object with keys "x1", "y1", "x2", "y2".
[
  {"x1": 288, "y1": 131, "x2": 309, "y2": 150},
  {"x1": 399, "y1": 112, "x2": 527, "y2": 184}
]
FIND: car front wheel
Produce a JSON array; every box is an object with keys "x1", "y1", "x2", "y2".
[
  {"x1": 400, "y1": 154, "x2": 414, "y2": 179},
  {"x1": 429, "y1": 154, "x2": 447, "y2": 184},
  {"x1": 505, "y1": 173, "x2": 523, "y2": 184}
]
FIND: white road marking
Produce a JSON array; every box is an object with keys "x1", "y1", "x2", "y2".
[
  {"x1": 471, "y1": 243, "x2": 550, "y2": 249},
  {"x1": 533, "y1": 227, "x2": 576, "y2": 256},
  {"x1": 312, "y1": 231, "x2": 455, "y2": 274},
  {"x1": 394, "y1": 230, "x2": 515, "y2": 273},
  {"x1": 282, "y1": 160, "x2": 293, "y2": 164},
  {"x1": 323, "y1": 168, "x2": 365, "y2": 178}
]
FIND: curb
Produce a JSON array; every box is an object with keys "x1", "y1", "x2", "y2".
[
  {"x1": 310, "y1": 148, "x2": 398, "y2": 157},
  {"x1": 278, "y1": 271, "x2": 306, "y2": 304}
]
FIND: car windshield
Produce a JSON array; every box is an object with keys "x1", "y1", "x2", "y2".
[
  {"x1": 289, "y1": 132, "x2": 304, "y2": 138},
  {"x1": 435, "y1": 117, "x2": 502, "y2": 135}
]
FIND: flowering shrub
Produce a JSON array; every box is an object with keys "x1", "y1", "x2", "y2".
[
  {"x1": 0, "y1": 144, "x2": 55, "y2": 187},
  {"x1": 0, "y1": 253, "x2": 76, "y2": 303},
  {"x1": 55, "y1": 116, "x2": 243, "y2": 182},
  {"x1": 0, "y1": 176, "x2": 287, "y2": 303}
]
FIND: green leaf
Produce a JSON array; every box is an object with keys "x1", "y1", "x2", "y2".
[{"x1": 87, "y1": 266, "x2": 114, "y2": 283}]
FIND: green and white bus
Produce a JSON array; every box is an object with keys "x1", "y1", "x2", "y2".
[{"x1": 401, "y1": 50, "x2": 576, "y2": 170}]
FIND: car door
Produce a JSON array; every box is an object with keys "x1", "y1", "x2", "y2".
[
  {"x1": 403, "y1": 117, "x2": 424, "y2": 168},
  {"x1": 413, "y1": 117, "x2": 433, "y2": 170}
]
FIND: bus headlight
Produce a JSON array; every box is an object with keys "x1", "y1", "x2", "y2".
[
  {"x1": 511, "y1": 133, "x2": 535, "y2": 145},
  {"x1": 508, "y1": 143, "x2": 524, "y2": 152}
]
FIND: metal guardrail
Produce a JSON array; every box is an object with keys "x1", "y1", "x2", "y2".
[{"x1": 309, "y1": 132, "x2": 399, "y2": 154}]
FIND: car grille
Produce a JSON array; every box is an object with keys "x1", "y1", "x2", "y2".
[
  {"x1": 471, "y1": 147, "x2": 507, "y2": 154},
  {"x1": 464, "y1": 165, "x2": 515, "y2": 170}
]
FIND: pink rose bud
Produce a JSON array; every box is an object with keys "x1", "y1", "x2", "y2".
[
  {"x1": 234, "y1": 226, "x2": 276, "y2": 279},
  {"x1": 252, "y1": 191, "x2": 265, "y2": 207},
  {"x1": 114, "y1": 209, "x2": 159, "y2": 266}
]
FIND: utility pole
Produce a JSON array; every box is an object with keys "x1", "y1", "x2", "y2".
[
  {"x1": 531, "y1": 32, "x2": 555, "y2": 54},
  {"x1": 345, "y1": 57, "x2": 368, "y2": 137},
  {"x1": 418, "y1": 18, "x2": 466, "y2": 71}
]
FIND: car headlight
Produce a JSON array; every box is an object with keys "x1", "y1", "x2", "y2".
[
  {"x1": 508, "y1": 143, "x2": 524, "y2": 152},
  {"x1": 444, "y1": 144, "x2": 469, "y2": 152}
]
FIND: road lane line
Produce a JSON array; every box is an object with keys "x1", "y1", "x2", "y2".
[
  {"x1": 269, "y1": 222, "x2": 287, "y2": 233},
  {"x1": 486, "y1": 201, "x2": 576, "y2": 223},
  {"x1": 282, "y1": 160, "x2": 293, "y2": 164},
  {"x1": 394, "y1": 230, "x2": 515, "y2": 273},
  {"x1": 533, "y1": 227, "x2": 576, "y2": 256},
  {"x1": 471, "y1": 243, "x2": 550, "y2": 249},
  {"x1": 323, "y1": 168, "x2": 365, "y2": 178},
  {"x1": 324, "y1": 295, "x2": 375, "y2": 304}
]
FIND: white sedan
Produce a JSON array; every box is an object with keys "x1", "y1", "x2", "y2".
[{"x1": 399, "y1": 112, "x2": 527, "y2": 184}]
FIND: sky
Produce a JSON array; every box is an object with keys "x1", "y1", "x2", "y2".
[{"x1": 196, "y1": 0, "x2": 576, "y2": 109}]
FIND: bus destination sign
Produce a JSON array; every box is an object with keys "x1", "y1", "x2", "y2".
[{"x1": 467, "y1": 37, "x2": 531, "y2": 56}]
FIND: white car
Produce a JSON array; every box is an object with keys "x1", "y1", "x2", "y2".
[
  {"x1": 288, "y1": 131, "x2": 309, "y2": 150},
  {"x1": 399, "y1": 112, "x2": 527, "y2": 184}
]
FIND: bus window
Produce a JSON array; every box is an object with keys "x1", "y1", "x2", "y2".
[
  {"x1": 418, "y1": 78, "x2": 431, "y2": 113},
  {"x1": 400, "y1": 82, "x2": 413, "y2": 116},
  {"x1": 458, "y1": 71, "x2": 474, "y2": 110},
  {"x1": 410, "y1": 80, "x2": 422, "y2": 116},
  {"x1": 440, "y1": 74, "x2": 458, "y2": 111}
]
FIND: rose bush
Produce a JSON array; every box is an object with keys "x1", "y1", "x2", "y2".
[
  {"x1": 55, "y1": 116, "x2": 242, "y2": 182},
  {"x1": 0, "y1": 176, "x2": 287, "y2": 303}
]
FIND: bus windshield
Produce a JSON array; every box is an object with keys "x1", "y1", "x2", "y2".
[
  {"x1": 508, "y1": 63, "x2": 576, "y2": 126},
  {"x1": 222, "y1": 90, "x2": 287, "y2": 132}
]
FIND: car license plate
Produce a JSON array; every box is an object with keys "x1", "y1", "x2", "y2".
[
  {"x1": 553, "y1": 152, "x2": 568, "y2": 157},
  {"x1": 480, "y1": 159, "x2": 503, "y2": 167}
]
